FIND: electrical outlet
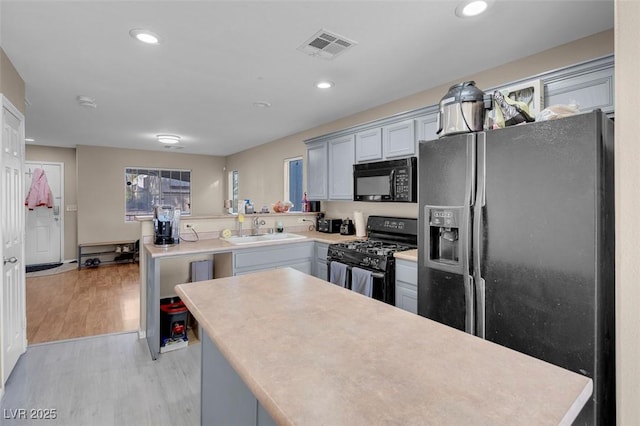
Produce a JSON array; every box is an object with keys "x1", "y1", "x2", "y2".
[
  {"x1": 185, "y1": 224, "x2": 194, "y2": 228},
  {"x1": 298, "y1": 217, "x2": 305, "y2": 223}
]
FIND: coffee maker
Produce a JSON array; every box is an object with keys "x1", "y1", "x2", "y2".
[{"x1": 153, "y1": 205, "x2": 180, "y2": 247}]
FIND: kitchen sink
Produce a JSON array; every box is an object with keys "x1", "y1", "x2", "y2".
[{"x1": 222, "y1": 233, "x2": 307, "y2": 245}]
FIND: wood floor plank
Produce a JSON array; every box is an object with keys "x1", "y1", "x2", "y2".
[{"x1": 26, "y1": 263, "x2": 140, "y2": 344}]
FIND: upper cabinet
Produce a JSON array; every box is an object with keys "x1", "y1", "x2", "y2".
[
  {"x1": 543, "y1": 60, "x2": 614, "y2": 115},
  {"x1": 355, "y1": 128, "x2": 382, "y2": 163},
  {"x1": 383, "y1": 119, "x2": 416, "y2": 159},
  {"x1": 306, "y1": 140, "x2": 328, "y2": 200},
  {"x1": 328, "y1": 135, "x2": 355, "y2": 200},
  {"x1": 304, "y1": 55, "x2": 614, "y2": 201},
  {"x1": 416, "y1": 112, "x2": 439, "y2": 143}
]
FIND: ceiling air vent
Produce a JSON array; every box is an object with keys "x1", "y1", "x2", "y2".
[{"x1": 297, "y1": 29, "x2": 357, "y2": 60}]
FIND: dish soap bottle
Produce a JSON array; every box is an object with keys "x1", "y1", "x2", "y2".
[{"x1": 302, "y1": 192, "x2": 309, "y2": 212}]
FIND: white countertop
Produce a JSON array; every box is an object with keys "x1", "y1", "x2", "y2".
[{"x1": 176, "y1": 268, "x2": 592, "y2": 426}]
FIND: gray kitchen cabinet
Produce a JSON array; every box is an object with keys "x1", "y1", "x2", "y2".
[
  {"x1": 328, "y1": 134, "x2": 355, "y2": 200},
  {"x1": 544, "y1": 61, "x2": 614, "y2": 115},
  {"x1": 395, "y1": 259, "x2": 417, "y2": 314},
  {"x1": 416, "y1": 111, "x2": 439, "y2": 144},
  {"x1": 306, "y1": 140, "x2": 328, "y2": 200},
  {"x1": 383, "y1": 119, "x2": 416, "y2": 159},
  {"x1": 314, "y1": 242, "x2": 329, "y2": 280},
  {"x1": 233, "y1": 242, "x2": 314, "y2": 276},
  {"x1": 355, "y1": 128, "x2": 382, "y2": 163}
]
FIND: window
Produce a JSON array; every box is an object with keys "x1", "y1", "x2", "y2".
[
  {"x1": 284, "y1": 157, "x2": 303, "y2": 211},
  {"x1": 125, "y1": 168, "x2": 191, "y2": 221},
  {"x1": 227, "y1": 170, "x2": 239, "y2": 214}
]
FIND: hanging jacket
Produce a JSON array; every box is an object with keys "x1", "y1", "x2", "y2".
[{"x1": 24, "y1": 168, "x2": 54, "y2": 210}]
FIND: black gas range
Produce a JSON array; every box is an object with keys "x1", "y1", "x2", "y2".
[{"x1": 327, "y1": 216, "x2": 417, "y2": 305}]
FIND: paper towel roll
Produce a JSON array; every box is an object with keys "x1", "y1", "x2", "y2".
[{"x1": 354, "y1": 211, "x2": 366, "y2": 237}]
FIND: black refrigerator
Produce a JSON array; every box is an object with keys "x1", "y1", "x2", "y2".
[{"x1": 417, "y1": 110, "x2": 614, "y2": 425}]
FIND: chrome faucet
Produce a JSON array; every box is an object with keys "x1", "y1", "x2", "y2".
[{"x1": 253, "y1": 217, "x2": 266, "y2": 235}]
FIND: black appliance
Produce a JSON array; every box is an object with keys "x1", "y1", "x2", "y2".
[
  {"x1": 340, "y1": 219, "x2": 355, "y2": 235},
  {"x1": 327, "y1": 215, "x2": 417, "y2": 305},
  {"x1": 153, "y1": 205, "x2": 180, "y2": 247},
  {"x1": 417, "y1": 111, "x2": 615, "y2": 425},
  {"x1": 353, "y1": 157, "x2": 417, "y2": 202},
  {"x1": 318, "y1": 218, "x2": 342, "y2": 233}
]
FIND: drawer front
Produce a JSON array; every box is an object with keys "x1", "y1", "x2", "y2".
[{"x1": 395, "y1": 260, "x2": 417, "y2": 286}]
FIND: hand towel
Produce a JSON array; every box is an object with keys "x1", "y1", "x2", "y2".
[
  {"x1": 329, "y1": 261, "x2": 348, "y2": 288},
  {"x1": 351, "y1": 267, "x2": 373, "y2": 297}
]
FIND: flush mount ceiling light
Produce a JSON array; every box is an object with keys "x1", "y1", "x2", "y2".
[
  {"x1": 129, "y1": 28, "x2": 161, "y2": 45},
  {"x1": 156, "y1": 134, "x2": 181, "y2": 144},
  {"x1": 76, "y1": 95, "x2": 97, "y2": 108},
  {"x1": 315, "y1": 81, "x2": 334, "y2": 89},
  {"x1": 252, "y1": 101, "x2": 272, "y2": 108},
  {"x1": 455, "y1": 0, "x2": 491, "y2": 17}
]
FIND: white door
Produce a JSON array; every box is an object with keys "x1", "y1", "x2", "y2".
[
  {"x1": 25, "y1": 162, "x2": 63, "y2": 265},
  {"x1": 1, "y1": 97, "x2": 27, "y2": 389}
]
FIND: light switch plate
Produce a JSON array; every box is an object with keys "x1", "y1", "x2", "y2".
[{"x1": 66, "y1": 204, "x2": 78, "y2": 212}]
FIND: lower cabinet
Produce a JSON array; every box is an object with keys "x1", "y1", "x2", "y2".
[
  {"x1": 314, "y1": 242, "x2": 329, "y2": 280},
  {"x1": 233, "y1": 242, "x2": 314, "y2": 276},
  {"x1": 395, "y1": 259, "x2": 417, "y2": 314}
]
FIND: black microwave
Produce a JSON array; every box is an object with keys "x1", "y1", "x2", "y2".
[{"x1": 353, "y1": 157, "x2": 417, "y2": 202}]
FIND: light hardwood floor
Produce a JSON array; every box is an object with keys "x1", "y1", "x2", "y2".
[
  {"x1": 26, "y1": 263, "x2": 140, "y2": 344},
  {"x1": 1, "y1": 332, "x2": 200, "y2": 425}
]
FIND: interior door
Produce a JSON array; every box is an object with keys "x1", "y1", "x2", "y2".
[
  {"x1": 1, "y1": 98, "x2": 27, "y2": 389},
  {"x1": 25, "y1": 162, "x2": 62, "y2": 265}
]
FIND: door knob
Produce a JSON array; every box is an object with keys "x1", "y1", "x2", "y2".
[{"x1": 3, "y1": 256, "x2": 18, "y2": 265}]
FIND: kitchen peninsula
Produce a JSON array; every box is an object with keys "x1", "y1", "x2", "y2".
[
  {"x1": 176, "y1": 268, "x2": 592, "y2": 425},
  {"x1": 143, "y1": 227, "x2": 359, "y2": 359}
]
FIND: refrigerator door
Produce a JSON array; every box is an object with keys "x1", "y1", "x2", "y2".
[
  {"x1": 418, "y1": 133, "x2": 475, "y2": 333},
  {"x1": 477, "y1": 111, "x2": 614, "y2": 425}
]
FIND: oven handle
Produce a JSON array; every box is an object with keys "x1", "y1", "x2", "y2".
[{"x1": 325, "y1": 260, "x2": 386, "y2": 280}]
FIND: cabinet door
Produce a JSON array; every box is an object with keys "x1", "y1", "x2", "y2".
[
  {"x1": 306, "y1": 141, "x2": 328, "y2": 200},
  {"x1": 328, "y1": 135, "x2": 355, "y2": 200},
  {"x1": 355, "y1": 128, "x2": 382, "y2": 163},
  {"x1": 545, "y1": 66, "x2": 614, "y2": 114},
  {"x1": 396, "y1": 282, "x2": 418, "y2": 314},
  {"x1": 314, "y1": 243, "x2": 329, "y2": 279},
  {"x1": 383, "y1": 119, "x2": 416, "y2": 158},
  {"x1": 416, "y1": 112, "x2": 439, "y2": 144},
  {"x1": 395, "y1": 260, "x2": 418, "y2": 313}
]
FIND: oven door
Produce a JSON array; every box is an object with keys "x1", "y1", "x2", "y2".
[{"x1": 326, "y1": 260, "x2": 393, "y2": 305}]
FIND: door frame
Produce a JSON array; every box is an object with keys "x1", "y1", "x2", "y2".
[{"x1": 24, "y1": 161, "x2": 65, "y2": 265}]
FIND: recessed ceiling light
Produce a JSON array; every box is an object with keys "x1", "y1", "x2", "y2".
[
  {"x1": 252, "y1": 101, "x2": 272, "y2": 108},
  {"x1": 157, "y1": 134, "x2": 181, "y2": 144},
  {"x1": 455, "y1": 0, "x2": 490, "y2": 17},
  {"x1": 129, "y1": 28, "x2": 161, "y2": 45},
  {"x1": 316, "y1": 81, "x2": 334, "y2": 89},
  {"x1": 25, "y1": 138, "x2": 35, "y2": 142},
  {"x1": 76, "y1": 95, "x2": 97, "y2": 108}
]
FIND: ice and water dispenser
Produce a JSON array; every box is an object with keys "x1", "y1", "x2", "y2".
[{"x1": 426, "y1": 207, "x2": 463, "y2": 271}]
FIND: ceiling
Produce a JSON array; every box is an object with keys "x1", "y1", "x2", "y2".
[{"x1": 1, "y1": 1, "x2": 614, "y2": 157}]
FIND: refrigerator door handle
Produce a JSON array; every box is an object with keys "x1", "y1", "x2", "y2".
[
  {"x1": 475, "y1": 277, "x2": 486, "y2": 338},
  {"x1": 473, "y1": 132, "x2": 486, "y2": 338},
  {"x1": 466, "y1": 133, "x2": 476, "y2": 207},
  {"x1": 464, "y1": 274, "x2": 475, "y2": 333}
]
